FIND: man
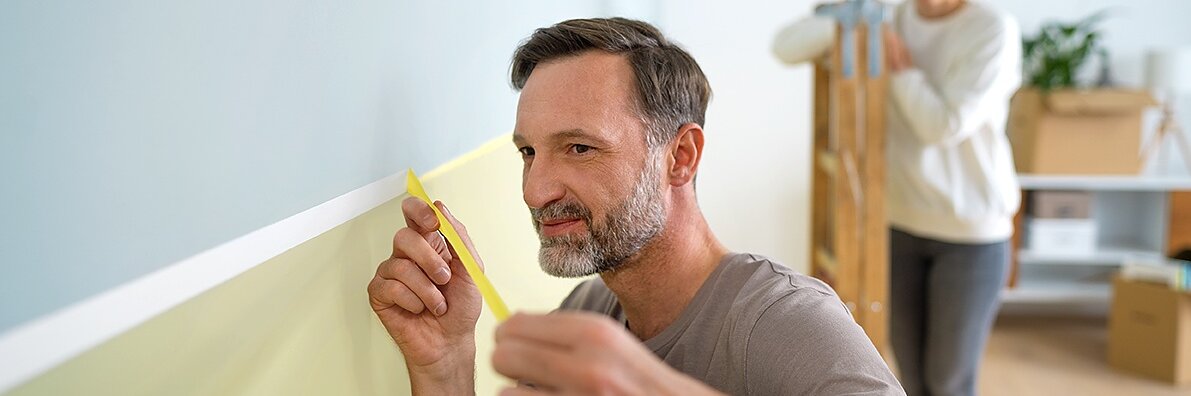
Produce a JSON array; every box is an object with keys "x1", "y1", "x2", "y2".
[
  {"x1": 368, "y1": 17, "x2": 903, "y2": 395},
  {"x1": 883, "y1": 1, "x2": 1022, "y2": 396}
]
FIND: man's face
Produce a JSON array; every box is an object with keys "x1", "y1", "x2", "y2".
[{"x1": 513, "y1": 51, "x2": 667, "y2": 277}]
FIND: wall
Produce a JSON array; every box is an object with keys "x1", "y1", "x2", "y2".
[
  {"x1": 0, "y1": 0, "x2": 601, "y2": 331},
  {"x1": 0, "y1": 0, "x2": 601, "y2": 392},
  {"x1": 2, "y1": 137, "x2": 584, "y2": 395}
]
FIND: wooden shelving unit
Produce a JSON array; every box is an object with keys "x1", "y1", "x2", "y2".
[{"x1": 1005, "y1": 174, "x2": 1191, "y2": 307}]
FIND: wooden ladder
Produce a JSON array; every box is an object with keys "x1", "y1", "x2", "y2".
[{"x1": 810, "y1": 0, "x2": 890, "y2": 355}]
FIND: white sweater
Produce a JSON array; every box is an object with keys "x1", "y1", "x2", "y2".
[{"x1": 885, "y1": 1, "x2": 1022, "y2": 243}]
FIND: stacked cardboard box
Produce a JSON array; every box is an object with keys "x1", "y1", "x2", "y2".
[
  {"x1": 1109, "y1": 276, "x2": 1191, "y2": 384},
  {"x1": 1010, "y1": 89, "x2": 1156, "y2": 175}
]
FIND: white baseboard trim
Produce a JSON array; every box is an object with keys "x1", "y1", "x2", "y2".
[{"x1": 0, "y1": 134, "x2": 511, "y2": 393}]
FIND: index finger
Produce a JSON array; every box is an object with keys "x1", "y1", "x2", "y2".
[{"x1": 401, "y1": 196, "x2": 440, "y2": 234}]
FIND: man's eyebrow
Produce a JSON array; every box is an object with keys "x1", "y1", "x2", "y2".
[
  {"x1": 512, "y1": 129, "x2": 611, "y2": 146},
  {"x1": 553, "y1": 129, "x2": 610, "y2": 145}
]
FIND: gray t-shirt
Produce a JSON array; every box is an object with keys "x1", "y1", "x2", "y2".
[{"x1": 558, "y1": 252, "x2": 905, "y2": 395}]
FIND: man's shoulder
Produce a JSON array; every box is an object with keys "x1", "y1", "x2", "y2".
[
  {"x1": 730, "y1": 255, "x2": 902, "y2": 394},
  {"x1": 721, "y1": 252, "x2": 839, "y2": 309},
  {"x1": 706, "y1": 252, "x2": 853, "y2": 339}
]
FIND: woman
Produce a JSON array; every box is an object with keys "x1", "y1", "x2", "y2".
[{"x1": 882, "y1": 1, "x2": 1022, "y2": 395}]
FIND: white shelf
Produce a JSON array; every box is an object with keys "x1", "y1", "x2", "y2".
[
  {"x1": 1018, "y1": 174, "x2": 1191, "y2": 191},
  {"x1": 1001, "y1": 282, "x2": 1111, "y2": 304},
  {"x1": 1018, "y1": 244, "x2": 1165, "y2": 266},
  {"x1": 1008, "y1": 173, "x2": 1184, "y2": 308}
]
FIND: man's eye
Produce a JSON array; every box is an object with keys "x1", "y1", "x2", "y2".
[
  {"x1": 519, "y1": 147, "x2": 535, "y2": 156},
  {"x1": 571, "y1": 144, "x2": 592, "y2": 154}
]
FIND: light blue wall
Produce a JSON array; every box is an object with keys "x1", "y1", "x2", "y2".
[{"x1": 0, "y1": 0, "x2": 604, "y2": 331}]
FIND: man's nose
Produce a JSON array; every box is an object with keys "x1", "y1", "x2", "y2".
[{"x1": 523, "y1": 158, "x2": 566, "y2": 210}]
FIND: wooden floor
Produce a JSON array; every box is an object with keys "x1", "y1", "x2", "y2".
[{"x1": 977, "y1": 313, "x2": 1190, "y2": 396}]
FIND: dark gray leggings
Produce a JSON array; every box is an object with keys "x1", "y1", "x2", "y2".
[{"x1": 890, "y1": 228, "x2": 1008, "y2": 396}]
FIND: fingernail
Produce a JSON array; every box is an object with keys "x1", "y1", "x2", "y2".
[
  {"x1": 422, "y1": 214, "x2": 437, "y2": 228},
  {"x1": 434, "y1": 302, "x2": 447, "y2": 316},
  {"x1": 440, "y1": 202, "x2": 451, "y2": 216},
  {"x1": 434, "y1": 267, "x2": 451, "y2": 284}
]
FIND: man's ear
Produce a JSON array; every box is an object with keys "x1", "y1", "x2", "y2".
[{"x1": 667, "y1": 123, "x2": 704, "y2": 187}]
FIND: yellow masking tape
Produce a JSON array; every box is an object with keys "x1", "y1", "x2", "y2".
[{"x1": 406, "y1": 169, "x2": 510, "y2": 322}]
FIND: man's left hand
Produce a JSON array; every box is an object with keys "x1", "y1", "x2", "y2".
[{"x1": 492, "y1": 312, "x2": 724, "y2": 396}]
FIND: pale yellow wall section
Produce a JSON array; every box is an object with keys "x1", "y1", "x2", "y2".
[{"x1": 5, "y1": 135, "x2": 585, "y2": 395}]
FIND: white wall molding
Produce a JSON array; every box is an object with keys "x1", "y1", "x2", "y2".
[{"x1": 0, "y1": 134, "x2": 511, "y2": 393}]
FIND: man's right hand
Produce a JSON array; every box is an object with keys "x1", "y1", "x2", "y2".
[{"x1": 368, "y1": 197, "x2": 484, "y2": 392}]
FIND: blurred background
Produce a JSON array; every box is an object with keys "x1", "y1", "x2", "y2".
[{"x1": 1, "y1": 0, "x2": 1189, "y2": 395}]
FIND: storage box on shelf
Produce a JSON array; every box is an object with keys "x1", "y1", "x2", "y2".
[
  {"x1": 1026, "y1": 191, "x2": 1097, "y2": 255},
  {"x1": 1032, "y1": 190, "x2": 1093, "y2": 218},
  {"x1": 1027, "y1": 218, "x2": 1098, "y2": 256}
]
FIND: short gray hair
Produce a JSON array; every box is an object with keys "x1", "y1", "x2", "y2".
[{"x1": 510, "y1": 17, "x2": 712, "y2": 148}]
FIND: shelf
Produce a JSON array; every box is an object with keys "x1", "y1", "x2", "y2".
[
  {"x1": 1018, "y1": 244, "x2": 1165, "y2": 266},
  {"x1": 1001, "y1": 282, "x2": 1111, "y2": 304},
  {"x1": 1018, "y1": 174, "x2": 1191, "y2": 191}
]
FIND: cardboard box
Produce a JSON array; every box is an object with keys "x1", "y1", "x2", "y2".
[
  {"x1": 1009, "y1": 89, "x2": 1156, "y2": 175},
  {"x1": 1031, "y1": 191, "x2": 1093, "y2": 219},
  {"x1": 1109, "y1": 276, "x2": 1191, "y2": 384},
  {"x1": 1027, "y1": 218, "x2": 1097, "y2": 254}
]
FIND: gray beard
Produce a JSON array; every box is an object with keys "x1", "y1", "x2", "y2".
[{"x1": 530, "y1": 154, "x2": 667, "y2": 278}]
